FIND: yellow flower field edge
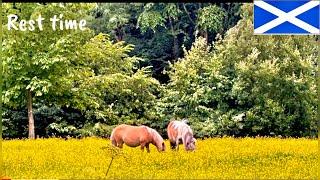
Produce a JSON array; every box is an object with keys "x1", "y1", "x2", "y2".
[{"x1": 3, "y1": 137, "x2": 318, "y2": 179}]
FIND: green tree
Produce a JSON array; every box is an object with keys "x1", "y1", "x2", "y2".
[
  {"x1": 215, "y1": 4, "x2": 318, "y2": 137},
  {"x1": 87, "y1": 3, "x2": 241, "y2": 84},
  {"x1": 2, "y1": 3, "x2": 95, "y2": 138},
  {"x1": 138, "y1": 3, "x2": 183, "y2": 59},
  {"x1": 70, "y1": 33, "x2": 162, "y2": 127},
  {"x1": 89, "y1": 3, "x2": 143, "y2": 41},
  {"x1": 162, "y1": 4, "x2": 318, "y2": 137},
  {"x1": 197, "y1": 4, "x2": 226, "y2": 43},
  {"x1": 135, "y1": 3, "x2": 241, "y2": 83}
]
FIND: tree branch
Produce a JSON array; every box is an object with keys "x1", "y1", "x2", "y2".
[{"x1": 183, "y1": 4, "x2": 195, "y2": 25}]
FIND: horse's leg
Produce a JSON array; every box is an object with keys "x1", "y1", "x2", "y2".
[
  {"x1": 175, "y1": 139, "x2": 180, "y2": 151},
  {"x1": 182, "y1": 137, "x2": 188, "y2": 151},
  {"x1": 140, "y1": 143, "x2": 145, "y2": 152},
  {"x1": 111, "y1": 139, "x2": 117, "y2": 147},
  {"x1": 170, "y1": 141, "x2": 176, "y2": 150},
  {"x1": 118, "y1": 143, "x2": 123, "y2": 148},
  {"x1": 117, "y1": 140, "x2": 124, "y2": 148},
  {"x1": 145, "y1": 143, "x2": 150, "y2": 153}
]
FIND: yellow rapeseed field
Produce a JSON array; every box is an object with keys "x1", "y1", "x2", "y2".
[{"x1": 2, "y1": 137, "x2": 318, "y2": 179}]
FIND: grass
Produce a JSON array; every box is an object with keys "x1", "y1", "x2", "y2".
[{"x1": 2, "y1": 137, "x2": 318, "y2": 179}]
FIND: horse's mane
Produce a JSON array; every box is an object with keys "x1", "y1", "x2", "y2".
[
  {"x1": 181, "y1": 118, "x2": 189, "y2": 124},
  {"x1": 151, "y1": 129, "x2": 163, "y2": 141},
  {"x1": 146, "y1": 127, "x2": 163, "y2": 145},
  {"x1": 171, "y1": 120, "x2": 193, "y2": 134}
]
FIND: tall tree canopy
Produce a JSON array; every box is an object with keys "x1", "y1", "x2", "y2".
[
  {"x1": 161, "y1": 4, "x2": 318, "y2": 137},
  {"x1": 2, "y1": 3, "x2": 95, "y2": 138},
  {"x1": 2, "y1": 3, "x2": 161, "y2": 138},
  {"x1": 2, "y1": 3, "x2": 316, "y2": 139},
  {"x1": 89, "y1": 3, "x2": 242, "y2": 83}
]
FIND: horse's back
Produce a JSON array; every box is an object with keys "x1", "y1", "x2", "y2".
[
  {"x1": 111, "y1": 124, "x2": 151, "y2": 147},
  {"x1": 110, "y1": 124, "x2": 127, "y2": 138},
  {"x1": 167, "y1": 120, "x2": 193, "y2": 141}
]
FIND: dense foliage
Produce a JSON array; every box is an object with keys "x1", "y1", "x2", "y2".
[
  {"x1": 160, "y1": 5, "x2": 318, "y2": 138},
  {"x1": 2, "y1": 3, "x2": 318, "y2": 139}
]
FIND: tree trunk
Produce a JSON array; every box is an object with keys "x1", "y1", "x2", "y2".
[
  {"x1": 170, "y1": 17, "x2": 179, "y2": 60},
  {"x1": 115, "y1": 26, "x2": 123, "y2": 42},
  {"x1": 27, "y1": 90, "x2": 35, "y2": 139},
  {"x1": 198, "y1": 29, "x2": 209, "y2": 45},
  {"x1": 204, "y1": 29, "x2": 209, "y2": 45},
  {"x1": 173, "y1": 36, "x2": 179, "y2": 59}
]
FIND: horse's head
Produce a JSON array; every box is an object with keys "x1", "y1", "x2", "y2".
[
  {"x1": 155, "y1": 137, "x2": 166, "y2": 152},
  {"x1": 150, "y1": 129, "x2": 166, "y2": 152},
  {"x1": 158, "y1": 141, "x2": 166, "y2": 152},
  {"x1": 185, "y1": 137, "x2": 196, "y2": 151}
]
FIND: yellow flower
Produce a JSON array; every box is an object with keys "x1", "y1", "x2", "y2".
[{"x1": 2, "y1": 137, "x2": 317, "y2": 179}]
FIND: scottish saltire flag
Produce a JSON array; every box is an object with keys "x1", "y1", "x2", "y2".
[{"x1": 254, "y1": 0, "x2": 320, "y2": 34}]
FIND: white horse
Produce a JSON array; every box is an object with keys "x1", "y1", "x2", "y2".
[{"x1": 167, "y1": 119, "x2": 196, "y2": 151}]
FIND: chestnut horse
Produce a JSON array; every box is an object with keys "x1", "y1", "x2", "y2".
[
  {"x1": 167, "y1": 119, "x2": 196, "y2": 151},
  {"x1": 110, "y1": 124, "x2": 166, "y2": 152}
]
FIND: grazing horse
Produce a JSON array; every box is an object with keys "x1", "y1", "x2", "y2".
[
  {"x1": 167, "y1": 119, "x2": 196, "y2": 151},
  {"x1": 110, "y1": 124, "x2": 166, "y2": 152}
]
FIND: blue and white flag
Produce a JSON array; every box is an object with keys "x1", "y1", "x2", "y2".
[{"x1": 254, "y1": 0, "x2": 320, "y2": 34}]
